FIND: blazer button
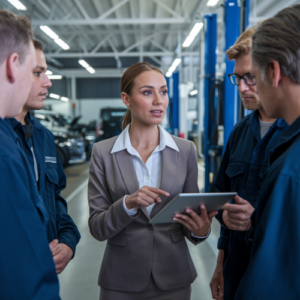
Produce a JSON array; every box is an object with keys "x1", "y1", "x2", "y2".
[{"x1": 146, "y1": 224, "x2": 153, "y2": 230}]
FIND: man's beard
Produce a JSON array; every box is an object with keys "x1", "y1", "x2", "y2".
[{"x1": 241, "y1": 94, "x2": 262, "y2": 111}]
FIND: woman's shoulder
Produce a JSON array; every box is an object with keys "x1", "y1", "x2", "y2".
[
  {"x1": 92, "y1": 136, "x2": 119, "y2": 155},
  {"x1": 168, "y1": 134, "x2": 195, "y2": 153}
]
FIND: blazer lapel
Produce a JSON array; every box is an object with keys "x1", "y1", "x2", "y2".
[
  {"x1": 115, "y1": 150, "x2": 149, "y2": 219},
  {"x1": 150, "y1": 147, "x2": 178, "y2": 218}
]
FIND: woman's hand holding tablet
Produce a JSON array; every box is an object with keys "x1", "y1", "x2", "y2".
[{"x1": 173, "y1": 205, "x2": 218, "y2": 237}]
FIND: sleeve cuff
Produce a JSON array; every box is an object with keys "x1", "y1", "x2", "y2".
[
  {"x1": 191, "y1": 227, "x2": 211, "y2": 239},
  {"x1": 122, "y1": 196, "x2": 138, "y2": 216}
]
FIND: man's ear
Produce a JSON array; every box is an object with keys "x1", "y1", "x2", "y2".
[
  {"x1": 6, "y1": 53, "x2": 19, "y2": 84},
  {"x1": 121, "y1": 92, "x2": 130, "y2": 108},
  {"x1": 267, "y1": 60, "x2": 281, "y2": 87}
]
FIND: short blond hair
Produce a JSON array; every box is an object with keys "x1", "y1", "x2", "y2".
[{"x1": 226, "y1": 27, "x2": 257, "y2": 60}]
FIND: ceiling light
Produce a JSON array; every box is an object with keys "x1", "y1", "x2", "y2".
[
  {"x1": 7, "y1": 0, "x2": 27, "y2": 10},
  {"x1": 54, "y1": 38, "x2": 70, "y2": 50},
  {"x1": 166, "y1": 58, "x2": 182, "y2": 77},
  {"x1": 78, "y1": 60, "x2": 96, "y2": 74},
  {"x1": 40, "y1": 26, "x2": 70, "y2": 50},
  {"x1": 190, "y1": 90, "x2": 198, "y2": 96},
  {"x1": 61, "y1": 97, "x2": 69, "y2": 102},
  {"x1": 182, "y1": 23, "x2": 204, "y2": 48},
  {"x1": 40, "y1": 26, "x2": 58, "y2": 40},
  {"x1": 207, "y1": 0, "x2": 220, "y2": 7},
  {"x1": 86, "y1": 67, "x2": 95, "y2": 74},
  {"x1": 45, "y1": 70, "x2": 53, "y2": 75},
  {"x1": 49, "y1": 93, "x2": 60, "y2": 99},
  {"x1": 78, "y1": 59, "x2": 90, "y2": 69},
  {"x1": 47, "y1": 75, "x2": 62, "y2": 80}
]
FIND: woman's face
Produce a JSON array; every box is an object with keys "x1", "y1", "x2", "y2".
[{"x1": 122, "y1": 70, "x2": 169, "y2": 126}]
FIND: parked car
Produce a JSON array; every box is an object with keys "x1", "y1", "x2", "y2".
[
  {"x1": 33, "y1": 112, "x2": 86, "y2": 167},
  {"x1": 96, "y1": 107, "x2": 127, "y2": 142},
  {"x1": 35, "y1": 110, "x2": 96, "y2": 159}
]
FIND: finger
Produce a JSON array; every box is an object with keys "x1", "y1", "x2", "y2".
[
  {"x1": 154, "y1": 196, "x2": 162, "y2": 204},
  {"x1": 208, "y1": 210, "x2": 218, "y2": 221},
  {"x1": 142, "y1": 189, "x2": 162, "y2": 200},
  {"x1": 174, "y1": 214, "x2": 198, "y2": 229},
  {"x1": 137, "y1": 194, "x2": 155, "y2": 205},
  {"x1": 51, "y1": 244, "x2": 62, "y2": 257},
  {"x1": 146, "y1": 187, "x2": 170, "y2": 197},
  {"x1": 227, "y1": 212, "x2": 249, "y2": 222},
  {"x1": 219, "y1": 276, "x2": 224, "y2": 298},
  {"x1": 198, "y1": 205, "x2": 209, "y2": 223},
  {"x1": 49, "y1": 239, "x2": 59, "y2": 250},
  {"x1": 221, "y1": 204, "x2": 243, "y2": 213},
  {"x1": 185, "y1": 208, "x2": 200, "y2": 222},
  {"x1": 234, "y1": 195, "x2": 248, "y2": 204},
  {"x1": 173, "y1": 218, "x2": 193, "y2": 231}
]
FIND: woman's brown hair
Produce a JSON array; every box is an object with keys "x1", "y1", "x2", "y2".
[{"x1": 121, "y1": 62, "x2": 164, "y2": 130}]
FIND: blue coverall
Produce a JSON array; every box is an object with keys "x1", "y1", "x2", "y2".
[
  {"x1": 0, "y1": 117, "x2": 60, "y2": 300},
  {"x1": 215, "y1": 110, "x2": 288, "y2": 299},
  {"x1": 8, "y1": 113, "x2": 80, "y2": 253},
  {"x1": 235, "y1": 116, "x2": 300, "y2": 299}
]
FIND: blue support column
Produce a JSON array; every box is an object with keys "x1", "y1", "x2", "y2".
[
  {"x1": 172, "y1": 71, "x2": 179, "y2": 136},
  {"x1": 224, "y1": 0, "x2": 240, "y2": 147},
  {"x1": 204, "y1": 14, "x2": 217, "y2": 192}
]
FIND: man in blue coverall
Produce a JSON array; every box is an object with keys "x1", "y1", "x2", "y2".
[
  {"x1": 235, "y1": 4, "x2": 300, "y2": 299},
  {"x1": 0, "y1": 9, "x2": 60, "y2": 299},
  {"x1": 8, "y1": 39, "x2": 81, "y2": 274},
  {"x1": 209, "y1": 27, "x2": 288, "y2": 300}
]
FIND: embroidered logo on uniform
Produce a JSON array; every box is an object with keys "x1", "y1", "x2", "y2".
[{"x1": 45, "y1": 156, "x2": 57, "y2": 163}]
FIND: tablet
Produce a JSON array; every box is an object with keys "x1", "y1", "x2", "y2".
[{"x1": 149, "y1": 192, "x2": 237, "y2": 224}]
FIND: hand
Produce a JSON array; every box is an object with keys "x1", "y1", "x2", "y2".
[
  {"x1": 173, "y1": 205, "x2": 218, "y2": 237},
  {"x1": 125, "y1": 186, "x2": 169, "y2": 210},
  {"x1": 221, "y1": 195, "x2": 254, "y2": 231},
  {"x1": 210, "y1": 250, "x2": 224, "y2": 300},
  {"x1": 49, "y1": 239, "x2": 74, "y2": 274}
]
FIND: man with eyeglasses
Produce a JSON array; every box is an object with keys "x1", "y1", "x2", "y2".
[{"x1": 209, "y1": 27, "x2": 288, "y2": 300}]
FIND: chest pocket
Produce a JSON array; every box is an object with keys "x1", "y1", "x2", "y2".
[
  {"x1": 45, "y1": 165, "x2": 58, "y2": 216},
  {"x1": 225, "y1": 163, "x2": 246, "y2": 192}
]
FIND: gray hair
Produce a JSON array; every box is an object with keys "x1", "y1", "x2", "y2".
[{"x1": 252, "y1": 4, "x2": 300, "y2": 83}]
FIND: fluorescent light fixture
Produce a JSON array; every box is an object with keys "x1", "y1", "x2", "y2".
[
  {"x1": 54, "y1": 38, "x2": 70, "y2": 50},
  {"x1": 47, "y1": 75, "x2": 62, "y2": 80},
  {"x1": 40, "y1": 26, "x2": 58, "y2": 40},
  {"x1": 61, "y1": 97, "x2": 69, "y2": 102},
  {"x1": 190, "y1": 90, "x2": 198, "y2": 96},
  {"x1": 86, "y1": 67, "x2": 95, "y2": 74},
  {"x1": 78, "y1": 59, "x2": 90, "y2": 69},
  {"x1": 182, "y1": 22, "x2": 204, "y2": 48},
  {"x1": 165, "y1": 58, "x2": 182, "y2": 77},
  {"x1": 40, "y1": 26, "x2": 70, "y2": 50},
  {"x1": 207, "y1": 0, "x2": 220, "y2": 7},
  {"x1": 45, "y1": 70, "x2": 53, "y2": 75},
  {"x1": 7, "y1": 0, "x2": 27, "y2": 10},
  {"x1": 49, "y1": 93, "x2": 60, "y2": 99},
  {"x1": 78, "y1": 60, "x2": 96, "y2": 74}
]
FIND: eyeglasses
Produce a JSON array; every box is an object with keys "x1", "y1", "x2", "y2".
[{"x1": 228, "y1": 73, "x2": 256, "y2": 86}]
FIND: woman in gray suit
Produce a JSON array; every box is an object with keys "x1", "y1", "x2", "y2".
[{"x1": 88, "y1": 62, "x2": 217, "y2": 300}]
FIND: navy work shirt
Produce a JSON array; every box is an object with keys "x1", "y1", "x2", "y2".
[
  {"x1": 215, "y1": 110, "x2": 288, "y2": 300},
  {"x1": 0, "y1": 117, "x2": 60, "y2": 300},
  {"x1": 8, "y1": 113, "x2": 80, "y2": 254},
  {"x1": 235, "y1": 116, "x2": 300, "y2": 299}
]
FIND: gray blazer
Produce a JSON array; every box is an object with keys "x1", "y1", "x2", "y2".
[{"x1": 88, "y1": 135, "x2": 205, "y2": 292}]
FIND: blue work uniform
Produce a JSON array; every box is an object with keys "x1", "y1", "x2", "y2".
[
  {"x1": 235, "y1": 116, "x2": 300, "y2": 299},
  {"x1": 8, "y1": 112, "x2": 80, "y2": 254},
  {"x1": 0, "y1": 117, "x2": 60, "y2": 300},
  {"x1": 214, "y1": 110, "x2": 288, "y2": 300}
]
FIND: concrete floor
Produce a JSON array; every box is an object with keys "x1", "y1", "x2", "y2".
[{"x1": 58, "y1": 161, "x2": 220, "y2": 300}]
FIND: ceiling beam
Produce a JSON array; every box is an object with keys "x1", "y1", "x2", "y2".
[
  {"x1": 152, "y1": 0, "x2": 182, "y2": 18},
  {"x1": 31, "y1": 17, "x2": 186, "y2": 26},
  {"x1": 122, "y1": 33, "x2": 158, "y2": 53},
  {"x1": 98, "y1": 0, "x2": 129, "y2": 20},
  {"x1": 91, "y1": 34, "x2": 112, "y2": 53},
  {"x1": 45, "y1": 51, "x2": 199, "y2": 58},
  {"x1": 73, "y1": 0, "x2": 90, "y2": 19}
]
